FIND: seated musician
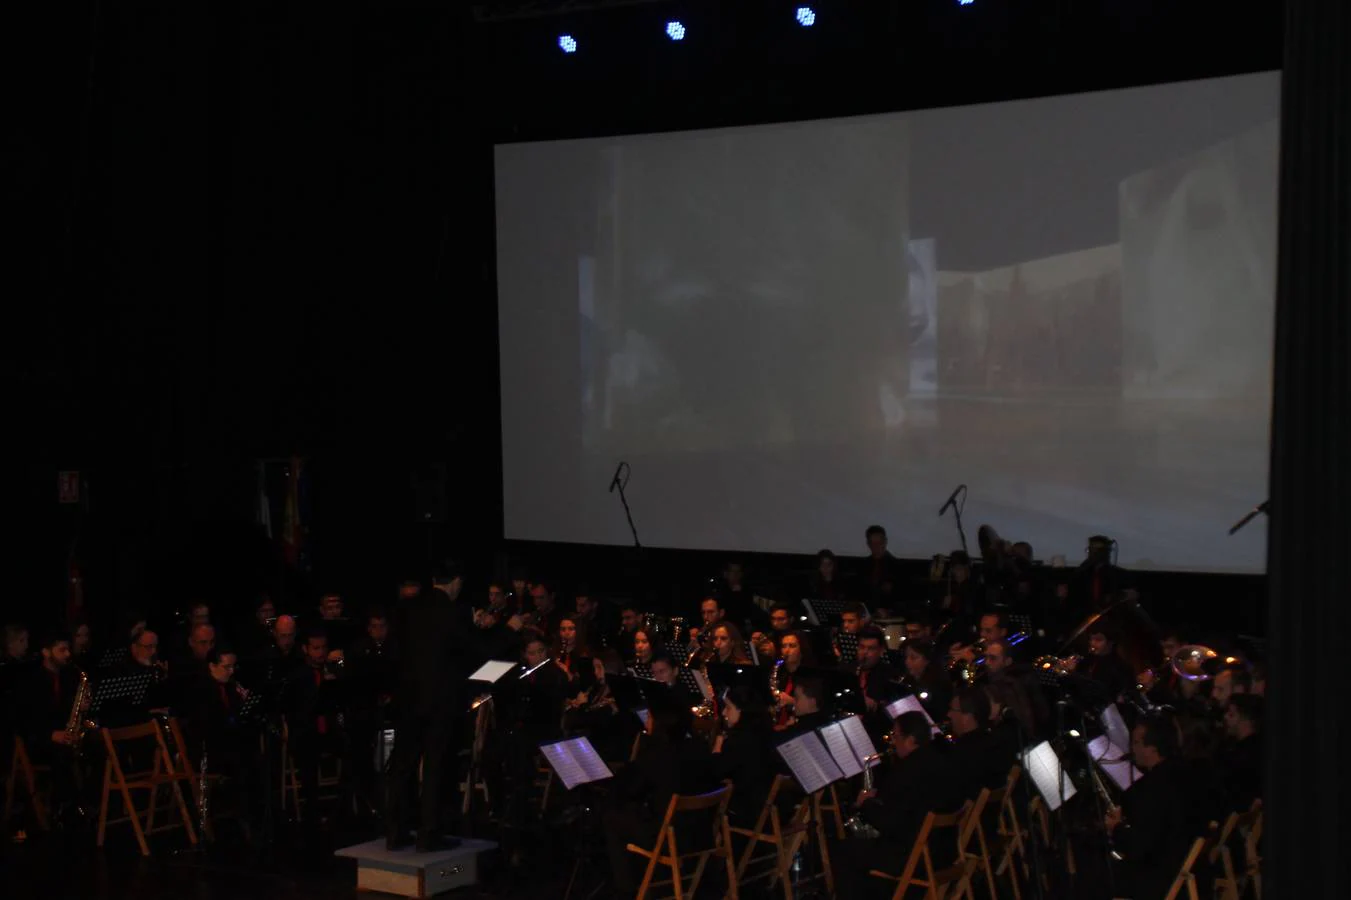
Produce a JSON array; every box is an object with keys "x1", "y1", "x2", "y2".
[
  {"x1": 187, "y1": 647, "x2": 259, "y2": 835},
  {"x1": 945, "y1": 688, "x2": 1013, "y2": 810},
  {"x1": 13, "y1": 632, "x2": 84, "y2": 819},
  {"x1": 551, "y1": 616, "x2": 595, "y2": 697},
  {"x1": 100, "y1": 628, "x2": 166, "y2": 726},
  {"x1": 1068, "y1": 622, "x2": 1134, "y2": 700},
  {"x1": 686, "y1": 597, "x2": 725, "y2": 662},
  {"x1": 527, "y1": 581, "x2": 562, "y2": 640},
  {"x1": 347, "y1": 608, "x2": 399, "y2": 820},
  {"x1": 983, "y1": 678, "x2": 1033, "y2": 761},
  {"x1": 769, "y1": 603, "x2": 797, "y2": 638},
  {"x1": 902, "y1": 639, "x2": 951, "y2": 724},
  {"x1": 936, "y1": 550, "x2": 983, "y2": 620},
  {"x1": 985, "y1": 638, "x2": 1050, "y2": 737},
  {"x1": 497, "y1": 636, "x2": 570, "y2": 825},
  {"x1": 648, "y1": 653, "x2": 699, "y2": 711},
  {"x1": 602, "y1": 702, "x2": 715, "y2": 897},
  {"x1": 629, "y1": 628, "x2": 656, "y2": 674},
  {"x1": 712, "y1": 684, "x2": 776, "y2": 825},
  {"x1": 565, "y1": 652, "x2": 632, "y2": 760},
  {"x1": 285, "y1": 628, "x2": 349, "y2": 824},
  {"x1": 776, "y1": 674, "x2": 830, "y2": 739},
  {"x1": 948, "y1": 609, "x2": 1012, "y2": 665},
  {"x1": 316, "y1": 591, "x2": 355, "y2": 655},
  {"x1": 772, "y1": 631, "x2": 814, "y2": 730},
  {"x1": 1104, "y1": 715, "x2": 1196, "y2": 900},
  {"x1": 572, "y1": 588, "x2": 615, "y2": 651},
  {"x1": 855, "y1": 627, "x2": 897, "y2": 744},
  {"x1": 808, "y1": 548, "x2": 847, "y2": 604},
  {"x1": 616, "y1": 601, "x2": 643, "y2": 662},
  {"x1": 1219, "y1": 694, "x2": 1263, "y2": 813},
  {"x1": 710, "y1": 621, "x2": 752, "y2": 665},
  {"x1": 834, "y1": 711, "x2": 965, "y2": 899},
  {"x1": 1209, "y1": 665, "x2": 1252, "y2": 711},
  {"x1": 263, "y1": 614, "x2": 302, "y2": 679}
]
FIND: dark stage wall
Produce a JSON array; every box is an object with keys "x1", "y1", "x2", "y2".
[{"x1": 8, "y1": 1, "x2": 1280, "y2": 634}]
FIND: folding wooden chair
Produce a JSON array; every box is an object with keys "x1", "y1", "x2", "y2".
[
  {"x1": 97, "y1": 721, "x2": 198, "y2": 856},
  {"x1": 817, "y1": 782, "x2": 846, "y2": 840},
  {"x1": 730, "y1": 775, "x2": 833, "y2": 899},
  {"x1": 1159, "y1": 822, "x2": 1221, "y2": 900},
  {"x1": 280, "y1": 717, "x2": 343, "y2": 819},
  {"x1": 625, "y1": 783, "x2": 739, "y2": 900},
  {"x1": 1213, "y1": 801, "x2": 1263, "y2": 900},
  {"x1": 868, "y1": 807, "x2": 978, "y2": 900},
  {"x1": 3, "y1": 736, "x2": 50, "y2": 831}
]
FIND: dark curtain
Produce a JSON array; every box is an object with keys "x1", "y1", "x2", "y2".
[{"x1": 1266, "y1": 0, "x2": 1351, "y2": 894}]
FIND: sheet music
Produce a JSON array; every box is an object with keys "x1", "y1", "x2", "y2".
[
  {"x1": 540, "y1": 738, "x2": 614, "y2": 790},
  {"x1": 1022, "y1": 741, "x2": 1076, "y2": 811},
  {"x1": 817, "y1": 723, "x2": 864, "y2": 778},
  {"x1": 1087, "y1": 735, "x2": 1140, "y2": 792},
  {"x1": 884, "y1": 694, "x2": 941, "y2": 735},
  {"x1": 469, "y1": 660, "x2": 517, "y2": 683},
  {"x1": 775, "y1": 733, "x2": 845, "y2": 795},
  {"x1": 634, "y1": 708, "x2": 650, "y2": 727},
  {"x1": 839, "y1": 715, "x2": 878, "y2": 767},
  {"x1": 1101, "y1": 703, "x2": 1131, "y2": 752}
]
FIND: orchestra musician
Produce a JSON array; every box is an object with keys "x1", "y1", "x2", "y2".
[
  {"x1": 709, "y1": 621, "x2": 752, "y2": 666},
  {"x1": 772, "y1": 631, "x2": 813, "y2": 730},
  {"x1": 902, "y1": 639, "x2": 952, "y2": 724},
  {"x1": 629, "y1": 628, "x2": 656, "y2": 674},
  {"x1": 685, "y1": 597, "x2": 725, "y2": 663},
  {"x1": 834, "y1": 711, "x2": 965, "y2": 899},
  {"x1": 1066, "y1": 621, "x2": 1134, "y2": 700},
  {"x1": 188, "y1": 646, "x2": 260, "y2": 835},
  {"x1": 854, "y1": 627, "x2": 897, "y2": 744},
  {"x1": 12, "y1": 632, "x2": 84, "y2": 819},
  {"x1": 860, "y1": 525, "x2": 903, "y2": 613},
  {"x1": 551, "y1": 616, "x2": 594, "y2": 696},
  {"x1": 648, "y1": 653, "x2": 699, "y2": 711},
  {"x1": 711, "y1": 684, "x2": 776, "y2": 825}
]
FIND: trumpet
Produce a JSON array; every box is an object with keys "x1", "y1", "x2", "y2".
[
  {"x1": 844, "y1": 753, "x2": 885, "y2": 839},
  {"x1": 1034, "y1": 653, "x2": 1082, "y2": 677},
  {"x1": 950, "y1": 631, "x2": 1030, "y2": 685}
]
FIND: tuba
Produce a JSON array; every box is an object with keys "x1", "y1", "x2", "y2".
[{"x1": 1171, "y1": 644, "x2": 1244, "y2": 681}]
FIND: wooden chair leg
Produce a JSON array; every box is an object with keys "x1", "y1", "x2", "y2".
[
  {"x1": 667, "y1": 831, "x2": 685, "y2": 900},
  {"x1": 118, "y1": 780, "x2": 151, "y2": 857},
  {"x1": 96, "y1": 759, "x2": 112, "y2": 847},
  {"x1": 634, "y1": 846, "x2": 661, "y2": 900}
]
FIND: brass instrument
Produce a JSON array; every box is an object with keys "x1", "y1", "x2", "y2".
[
  {"x1": 950, "y1": 631, "x2": 1030, "y2": 685},
  {"x1": 198, "y1": 750, "x2": 210, "y2": 835},
  {"x1": 844, "y1": 753, "x2": 884, "y2": 839},
  {"x1": 1084, "y1": 746, "x2": 1124, "y2": 860},
  {"x1": 65, "y1": 670, "x2": 95, "y2": 756},
  {"x1": 770, "y1": 658, "x2": 785, "y2": 702},
  {"x1": 1171, "y1": 644, "x2": 1244, "y2": 682},
  {"x1": 1034, "y1": 653, "x2": 1082, "y2": 677}
]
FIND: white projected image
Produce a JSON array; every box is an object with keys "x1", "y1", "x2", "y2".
[{"x1": 496, "y1": 72, "x2": 1278, "y2": 573}]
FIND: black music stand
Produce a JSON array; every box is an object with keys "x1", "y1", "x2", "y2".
[
  {"x1": 89, "y1": 670, "x2": 155, "y2": 719},
  {"x1": 834, "y1": 632, "x2": 860, "y2": 665},
  {"x1": 677, "y1": 667, "x2": 704, "y2": 699},
  {"x1": 802, "y1": 598, "x2": 860, "y2": 627},
  {"x1": 774, "y1": 731, "x2": 841, "y2": 900},
  {"x1": 96, "y1": 646, "x2": 128, "y2": 671}
]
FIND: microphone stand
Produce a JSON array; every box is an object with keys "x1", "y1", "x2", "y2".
[
  {"x1": 610, "y1": 462, "x2": 641, "y2": 548},
  {"x1": 940, "y1": 485, "x2": 970, "y2": 556},
  {"x1": 1227, "y1": 499, "x2": 1269, "y2": 536}
]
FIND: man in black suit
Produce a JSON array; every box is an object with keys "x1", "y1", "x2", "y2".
[
  {"x1": 603, "y1": 701, "x2": 716, "y2": 896},
  {"x1": 286, "y1": 627, "x2": 348, "y2": 825},
  {"x1": 853, "y1": 626, "x2": 899, "y2": 746},
  {"x1": 859, "y1": 525, "x2": 904, "y2": 613},
  {"x1": 1219, "y1": 694, "x2": 1263, "y2": 813},
  {"x1": 1106, "y1": 716, "x2": 1197, "y2": 900},
  {"x1": 385, "y1": 563, "x2": 473, "y2": 851},
  {"x1": 946, "y1": 687, "x2": 1013, "y2": 800},
  {"x1": 835, "y1": 711, "x2": 965, "y2": 898}
]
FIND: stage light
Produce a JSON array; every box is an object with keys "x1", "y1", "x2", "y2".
[
  {"x1": 666, "y1": 20, "x2": 686, "y2": 41},
  {"x1": 796, "y1": 6, "x2": 816, "y2": 27},
  {"x1": 958, "y1": 0, "x2": 975, "y2": 6},
  {"x1": 558, "y1": 34, "x2": 578, "y2": 54}
]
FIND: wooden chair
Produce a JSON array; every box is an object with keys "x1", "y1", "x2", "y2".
[
  {"x1": 1160, "y1": 822, "x2": 1221, "y2": 900},
  {"x1": 958, "y1": 788, "x2": 1000, "y2": 900},
  {"x1": 280, "y1": 718, "x2": 343, "y2": 818},
  {"x1": 625, "y1": 784, "x2": 739, "y2": 900},
  {"x1": 730, "y1": 776, "x2": 833, "y2": 899},
  {"x1": 96, "y1": 721, "x2": 198, "y2": 856},
  {"x1": 3, "y1": 736, "x2": 50, "y2": 831},
  {"x1": 1212, "y1": 801, "x2": 1263, "y2": 900},
  {"x1": 868, "y1": 807, "x2": 979, "y2": 900},
  {"x1": 817, "y1": 782, "x2": 847, "y2": 840}
]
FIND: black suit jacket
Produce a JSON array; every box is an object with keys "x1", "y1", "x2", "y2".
[
  {"x1": 395, "y1": 589, "x2": 474, "y2": 716},
  {"x1": 947, "y1": 728, "x2": 1015, "y2": 801},
  {"x1": 713, "y1": 722, "x2": 777, "y2": 822},
  {"x1": 861, "y1": 743, "x2": 964, "y2": 858},
  {"x1": 286, "y1": 664, "x2": 344, "y2": 738},
  {"x1": 615, "y1": 735, "x2": 715, "y2": 820},
  {"x1": 1113, "y1": 758, "x2": 1193, "y2": 900}
]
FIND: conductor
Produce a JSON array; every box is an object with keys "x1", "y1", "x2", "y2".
[{"x1": 385, "y1": 560, "x2": 473, "y2": 852}]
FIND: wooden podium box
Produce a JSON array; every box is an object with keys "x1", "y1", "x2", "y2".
[{"x1": 335, "y1": 837, "x2": 498, "y2": 897}]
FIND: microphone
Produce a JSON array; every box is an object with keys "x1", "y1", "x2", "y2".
[
  {"x1": 608, "y1": 462, "x2": 626, "y2": 493},
  {"x1": 938, "y1": 484, "x2": 966, "y2": 516},
  {"x1": 1227, "y1": 500, "x2": 1269, "y2": 536}
]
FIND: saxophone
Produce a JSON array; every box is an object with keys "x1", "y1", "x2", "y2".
[{"x1": 65, "y1": 671, "x2": 94, "y2": 756}]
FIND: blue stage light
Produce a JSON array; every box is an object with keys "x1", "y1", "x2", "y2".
[
  {"x1": 666, "y1": 21, "x2": 686, "y2": 41},
  {"x1": 796, "y1": 7, "x2": 816, "y2": 27},
  {"x1": 558, "y1": 34, "x2": 578, "y2": 54},
  {"x1": 958, "y1": 0, "x2": 975, "y2": 6}
]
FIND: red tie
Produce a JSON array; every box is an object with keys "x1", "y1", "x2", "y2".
[
  {"x1": 218, "y1": 683, "x2": 229, "y2": 710},
  {"x1": 860, "y1": 669, "x2": 869, "y2": 693},
  {"x1": 313, "y1": 669, "x2": 327, "y2": 734}
]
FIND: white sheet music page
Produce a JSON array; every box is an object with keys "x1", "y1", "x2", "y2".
[
  {"x1": 469, "y1": 660, "x2": 517, "y2": 683},
  {"x1": 1101, "y1": 704, "x2": 1131, "y2": 752},
  {"x1": 884, "y1": 694, "x2": 941, "y2": 735},
  {"x1": 540, "y1": 741, "x2": 589, "y2": 790},
  {"x1": 1022, "y1": 741, "x2": 1076, "y2": 811},
  {"x1": 1088, "y1": 735, "x2": 1141, "y2": 792},
  {"x1": 817, "y1": 723, "x2": 864, "y2": 778},
  {"x1": 839, "y1": 714, "x2": 878, "y2": 766},
  {"x1": 776, "y1": 733, "x2": 841, "y2": 794},
  {"x1": 692, "y1": 669, "x2": 715, "y2": 702},
  {"x1": 570, "y1": 737, "x2": 615, "y2": 785}
]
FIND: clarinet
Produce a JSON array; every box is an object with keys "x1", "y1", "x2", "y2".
[{"x1": 198, "y1": 749, "x2": 209, "y2": 835}]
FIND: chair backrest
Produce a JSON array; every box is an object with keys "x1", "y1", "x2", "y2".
[
  {"x1": 657, "y1": 784, "x2": 734, "y2": 857},
  {"x1": 1165, "y1": 822, "x2": 1221, "y2": 900}
]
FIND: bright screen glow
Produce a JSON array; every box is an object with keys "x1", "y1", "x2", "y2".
[{"x1": 494, "y1": 72, "x2": 1279, "y2": 573}]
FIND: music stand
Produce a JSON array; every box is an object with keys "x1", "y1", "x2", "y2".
[
  {"x1": 678, "y1": 667, "x2": 705, "y2": 700},
  {"x1": 626, "y1": 662, "x2": 653, "y2": 681},
  {"x1": 801, "y1": 598, "x2": 858, "y2": 627},
  {"x1": 815, "y1": 721, "x2": 865, "y2": 778},
  {"x1": 774, "y1": 732, "x2": 841, "y2": 900},
  {"x1": 539, "y1": 737, "x2": 614, "y2": 791},
  {"x1": 96, "y1": 646, "x2": 128, "y2": 670},
  {"x1": 834, "y1": 632, "x2": 860, "y2": 665},
  {"x1": 89, "y1": 670, "x2": 155, "y2": 718},
  {"x1": 884, "y1": 694, "x2": 942, "y2": 736},
  {"x1": 1087, "y1": 735, "x2": 1140, "y2": 792},
  {"x1": 1021, "y1": 741, "x2": 1077, "y2": 812}
]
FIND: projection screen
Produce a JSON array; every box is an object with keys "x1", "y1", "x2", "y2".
[{"x1": 495, "y1": 71, "x2": 1278, "y2": 573}]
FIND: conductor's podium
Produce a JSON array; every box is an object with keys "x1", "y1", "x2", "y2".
[{"x1": 335, "y1": 836, "x2": 498, "y2": 897}]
